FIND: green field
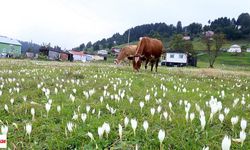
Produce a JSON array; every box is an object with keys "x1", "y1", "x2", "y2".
[
  {"x1": 197, "y1": 52, "x2": 250, "y2": 71},
  {"x1": 0, "y1": 59, "x2": 250, "y2": 149}
]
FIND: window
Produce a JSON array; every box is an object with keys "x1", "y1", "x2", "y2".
[
  {"x1": 170, "y1": 54, "x2": 174, "y2": 58},
  {"x1": 179, "y1": 54, "x2": 183, "y2": 59}
]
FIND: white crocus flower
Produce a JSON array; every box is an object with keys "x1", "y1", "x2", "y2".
[
  {"x1": 139, "y1": 101, "x2": 144, "y2": 111},
  {"x1": 231, "y1": 116, "x2": 239, "y2": 128},
  {"x1": 86, "y1": 105, "x2": 91, "y2": 114},
  {"x1": 124, "y1": 117, "x2": 129, "y2": 128},
  {"x1": 163, "y1": 111, "x2": 168, "y2": 120},
  {"x1": 143, "y1": 120, "x2": 149, "y2": 133},
  {"x1": 200, "y1": 114, "x2": 206, "y2": 131},
  {"x1": 87, "y1": 132, "x2": 95, "y2": 141},
  {"x1": 150, "y1": 108, "x2": 155, "y2": 116},
  {"x1": 131, "y1": 119, "x2": 137, "y2": 136},
  {"x1": 10, "y1": 98, "x2": 14, "y2": 105},
  {"x1": 224, "y1": 108, "x2": 230, "y2": 116},
  {"x1": 190, "y1": 113, "x2": 195, "y2": 123},
  {"x1": 157, "y1": 105, "x2": 162, "y2": 113},
  {"x1": 102, "y1": 122, "x2": 110, "y2": 138},
  {"x1": 45, "y1": 103, "x2": 51, "y2": 117},
  {"x1": 31, "y1": 108, "x2": 35, "y2": 121},
  {"x1": 81, "y1": 113, "x2": 87, "y2": 123},
  {"x1": 222, "y1": 135, "x2": 231, "y2": 150},
  {"x1": 67, "y1": 122, "x2": 74, "y2": 132},
  {"x1": 240, "y1": 130, "x2": 246, "y2": 146},
  {"x1": 118, "y1": 124, "x2": 122, "y2": 139},
  {"x1": 129, "y1": 97, "x2": 133, "y2": 104},
  {"x1": 25, "y1": 123, "x2": 32, "y2": 139},
  {"x1": 158, "y1": 129, "x2": 165, "y2": 149},
  {"x1": 219, "y1": 114, "x2": 224, "y2": 123},
  {"x1": 145, "y1": 94, "x2": 150, "y2": 102},
  {"x1": 57, "y1": 105, "x2": 61, "y2": 114},
  {"x1": 4, "y1": 104, "x2": 9, "y2": 113},
  {"x1": 240, "y1": 118, "x2": 247, "y2": 131},
  {"x1": 98, "y1": 126, "x2": 104, "y2": 139},
  {"x1": 72, "y1": 111, "x2": 78, "y2": 120}
]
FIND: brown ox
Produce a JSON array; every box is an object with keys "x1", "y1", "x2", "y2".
[
  {"x1": 133, "y1": 37, "x2": 163, "y2": 72},
  {"x1": 114, "y1": 45, "x2": 137, "y2": 65}
]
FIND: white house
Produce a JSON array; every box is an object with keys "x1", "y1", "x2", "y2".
[
  {"x1": 69, "y1": 50, "x2": 85, "y2": 62},
  {"x1": 246, "y1": 48, "x2": 250, "y2": 52},
  {"x1": 161, "y1": 52, "x2": 188, "y2": 67},
  {"x1": 227, "y1": 45, "x2": 241, "y2": 53},
  {"x1": 97, "y1": 50, "x2": 108, "y2": 55}
]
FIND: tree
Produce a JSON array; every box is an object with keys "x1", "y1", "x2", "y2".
[
  {"x1": 93, "y1": 44, "x2": 100, "y2": 51},
  {"x1": 237, "y1": 13, "x2": 250, "y2": 38},
  {"x1": 169, "y1": 34, "x2": 184, "y2": 51},
  {"x1": 86, "y1": 41, "x2": 92, "y2": 49},
  {"x1": 209, "y1": 17, "x2": 240, "y2": 40},
  {"x1": 186, "y1": 23, "x2": 202, "y2": 37},
  {"x1": 202, "y1": 32, "x2": 225, "y2": 68},
  {"x1": 169, "y1": 34, "x2": 194, "y2": 54},
  {"x1": 148, "y1": 30, "x2": 161, "y2": 39},
  {"x1": 79, "y1": 43, "x2": 85, "y2": 51},
  {"x1": 176, "y1": 21, "x2": 183, "y2": 34}
]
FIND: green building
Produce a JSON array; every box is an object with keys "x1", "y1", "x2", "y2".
[{"x1": 0, "y1": 36, "x2": 21, "y2": 57}]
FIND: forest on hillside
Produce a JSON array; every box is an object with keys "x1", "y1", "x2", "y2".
[{"x1": 74, "y1": 13, "x2": 250, "y2": 51}]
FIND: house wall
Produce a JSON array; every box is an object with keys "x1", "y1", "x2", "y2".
[
  {"x1": 60, "y1": 53, "x2": 69, "y2": 61},
  {"x1": 73, "y1": 55, "x2": 85, "y2": 61},
  {"x1": 0, "y1": 43, "x2": 21, "y2": 56},
  {"x1": 166, "y1": 53, "x2": 187, "y2": 63},
  {"x1": 48, "y1": 51, "x2": 60, "y2": 60},
  {"x1": 228, "y1": 48, "x2": 241, "y2": 53},
  {"x1": 26, "y1": 52, "x2": 34, "y2": 58}
]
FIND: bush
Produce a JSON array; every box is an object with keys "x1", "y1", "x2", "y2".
[{"x1": 38, "y1": 54, "x2": 48, "y2": 60}]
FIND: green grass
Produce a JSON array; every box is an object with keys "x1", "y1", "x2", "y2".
[
  {"x1": 0, "y1": 59, "x2": 250, "y2": 149},
  {"x1": 192, "y1": 38, "x2": 250, "y2": 50},
  {"x1": 197, "y1": 52, "x2": 250, "y2": 71}
]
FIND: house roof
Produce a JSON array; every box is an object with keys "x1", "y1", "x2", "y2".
[
  {"x1": 49, "y1": 49, "x2": 71, "y2": 54},
  {"x1": 69, "y1": 50, "x2": 84, "y2": 56},
  {"x1": 0, "y1": 36, "x2": 21, "y2": 46},
  {"x1": 230, "y1": 44, "x2": 240, "y2": 48}
]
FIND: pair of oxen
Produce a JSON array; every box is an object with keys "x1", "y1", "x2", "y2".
[{"x1": 114, "y1": 37, "x2": 163, "y2": 72}]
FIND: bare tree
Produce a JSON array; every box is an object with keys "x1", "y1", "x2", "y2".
[{"x1": 202, "y1": 31, "x2": 225, "y2": 68}]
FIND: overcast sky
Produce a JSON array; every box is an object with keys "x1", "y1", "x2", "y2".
[{"x1": 0, "y1": 0, "x2": 249, "y2": 49}]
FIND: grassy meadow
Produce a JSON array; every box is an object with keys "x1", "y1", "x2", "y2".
[{"x1": 0, "y1": 59, "x2": 250, "y2": 149}]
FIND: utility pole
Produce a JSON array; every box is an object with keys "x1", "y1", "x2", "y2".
[{"x1": 127, "y1": 29, "x2": 130, "y2": 45}]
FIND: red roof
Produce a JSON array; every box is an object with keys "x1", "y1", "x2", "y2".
[{"x1": 69, "y1": 50, "x2": 84, "y2": 56}]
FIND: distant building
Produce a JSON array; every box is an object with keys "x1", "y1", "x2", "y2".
[
  {"x1": 93, "y1": 55, "x2": 105, "y2": 61},
  {"x1": 161, "y1": 51, "x2": 197, "y2": 67},
  {"x1": 47, "y1": 49, "x2": 73, "y2": 61},
  {"x1": 48, "y1": 49, "x2": 60, "y2": 60},
  {"x1": 69, "y1": 50, "x2": 85, "y2": 61},
  {"x1": 227, "y1": 45, "x2": 241, "y2": 53},
  {"x1": 246, "y1": 48, "x2": 250, "y2": 52},
  {"x1": 26, "y1": 52, "x2": 35, "y2": 58},
  {"x1": 183, "y1": 36, "x2": 190, "y2": 40},
  {"x1": 97, "y1": 50, "x2": 108, "y2": 55},
  {"x1": 205, "y1": 31, "x2": 214, "y2": 37},
  {"x1": 0, "y1": 36, "x2": 21, "y2": 57}
]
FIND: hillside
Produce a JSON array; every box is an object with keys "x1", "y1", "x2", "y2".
[{"x1": 75, "y1": 12, "x2": 250, "y2": 52}]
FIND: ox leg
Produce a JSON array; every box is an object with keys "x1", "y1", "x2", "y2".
[
  {"x1": 145, "y1": 59, "x2": 149, "y2": 70},
  {"x1": 155, "y1": 58, "x2": 159, "y2": 72},
  {"x1": 150, "y1": 60, "x2": 155, "y2": 72}
]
